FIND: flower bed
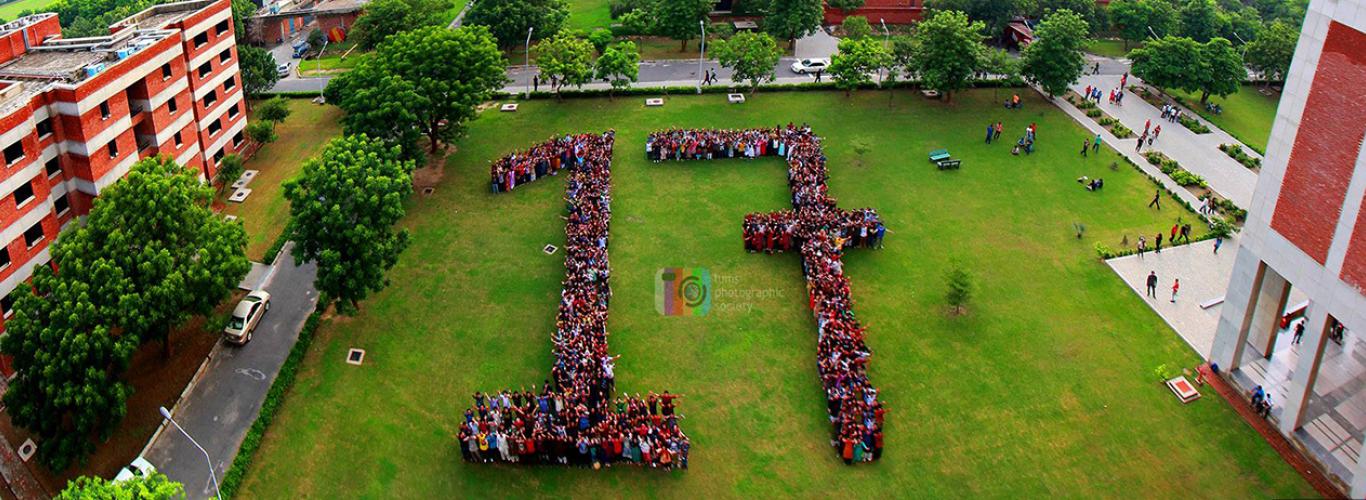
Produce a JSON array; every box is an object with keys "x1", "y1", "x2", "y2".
[
  {"x1": 1219, "y1": 143, "x2": 1261, "y2": 170},
  {"x1": 1068, "y1": 91, "x2": 1133, "y2": 138},
  {"x1": 1144, "y1": 151, "x2": 1208, "y2": 188}
]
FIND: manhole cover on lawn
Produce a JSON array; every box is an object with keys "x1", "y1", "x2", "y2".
[
  {"x1": 228, "y1": 188, "x2": 252, "y2": 203},
  {"x1": 224, "y1": 215, "x2": 239, "y2": 222},
  {"x1": 422, "y1": 187, "x2": 436, "y2": 196},
  {"x1": 543, "y1": 244, "x2": 558, "y2": 255},
  {"x1": 645, "y1": 98, "x2": 664, "y2": 107},
  {"x1": 346, "y1": 348, "x2": 366, "y2": 366}
]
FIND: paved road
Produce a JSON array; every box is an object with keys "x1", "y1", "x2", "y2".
[{"x1": 144, "y1": 244, "x2": 318, "y2": 499}]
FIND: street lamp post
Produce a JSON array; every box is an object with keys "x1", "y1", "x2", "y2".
[
  {"x1": 317, "y1": 38, "x2": 328, "y2": 102},
  {"x1": 697, "y1": 20, "x2": 706, "y2": 94},
  {"x1": 159, "y1": 407, "x2": 221, "y2": 500},
  {"x1": 525, "y1": 27, "x2": 535, "y2": 98},
  {"x1": 1147, "y1": 26, "x2": 1159, "y2": 40},
  {"x1": 879, "y1": 18, "x2": 890, "y2": 86}
]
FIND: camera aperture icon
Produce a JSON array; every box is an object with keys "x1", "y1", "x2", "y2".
[{"x1": 656, "y1": 267, "x2": 712, "y2": 316}]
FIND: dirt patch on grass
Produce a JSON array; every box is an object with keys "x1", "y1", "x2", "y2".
[{"x1": 0, "y1": 297, "x2": 237, "y2": 493}]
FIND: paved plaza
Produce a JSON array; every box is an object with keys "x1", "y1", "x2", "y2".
[{"x1": 1107, "y1": 238, "x2": 1241, "y2": 357}]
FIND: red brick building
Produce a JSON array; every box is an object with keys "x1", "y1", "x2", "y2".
[{"x1": 0, "y1": 0, "x2": 246, "y2": 364}]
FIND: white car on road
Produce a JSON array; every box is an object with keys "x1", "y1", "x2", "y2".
[
  {"x1": 114, "y1": 456, "x2": 156, "y2": 483},
  {"x1": 791, "y1": 58, "x2": 830, "y2": 74},
  {"x1": 224, "y1": 290, "x2": 271, "y2": 345},
  {"x1": 277, "y1": 62, "x2": 291, "y2": 77}
]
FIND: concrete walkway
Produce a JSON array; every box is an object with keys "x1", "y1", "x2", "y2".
[
  {"x1": 794, "y1": 28, "x2": 839, "y2": 60},
  {"x1": 1106, "y1": 238, "x2": 1240, "y2": 357},
  {"x1": 1070, "y1": 73, "x2": 1260, "y2": 208},
  {"x1": 143, "y1": 244, "x2": 318, "y2": 499}
]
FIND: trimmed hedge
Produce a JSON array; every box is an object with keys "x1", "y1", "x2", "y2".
[
  {"x1": 261, "y1": 221, "x2": 294, "y2": 265},
  {"x1": 219, "y1": 302, "x2": 326, "y2": 498},
  {"x1": 493, "y1": 77, "x2": 1030, "y2": 101},
  {"x1": 1219, "y1": 143, "x2": 1261, "y2": 170}
]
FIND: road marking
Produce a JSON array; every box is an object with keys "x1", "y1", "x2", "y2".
[{"x1": 235, "y1": 368, "x2": 266, "y2": 381}]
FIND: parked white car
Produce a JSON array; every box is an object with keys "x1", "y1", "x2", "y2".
[
  {"x1": 276, "y1": 62, "x2": 291, "y2": 77},
  {"x1": 224, "y1": 290, "x2": 271, "y2": 345},
  {"x1": 114, "y1": 456, "x2": 156, "y2": 483},
  {"x1": 791, "y1": 58, "x2": 830, "y2": 74}
]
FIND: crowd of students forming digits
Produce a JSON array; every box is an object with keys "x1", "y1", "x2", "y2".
[
  {"x1": 646, "y1": 125, "x2": 889, "y2": 464},
  {"x1": 467, "y1": 131, "x2": 691, "y2": 470}
]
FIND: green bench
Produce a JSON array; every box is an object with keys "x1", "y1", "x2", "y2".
[{"x1": 929, "y1": 149, "x2": 959, "y2": 170}]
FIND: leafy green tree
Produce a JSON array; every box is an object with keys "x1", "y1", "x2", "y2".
[
  {"x1": 1195, "y1": 37, "x2": 1244, "y2": 103},
  {"x1": 465, "y1": 0, "x2": 568, "y2": 47},
  {"x1": 890, "y1": 34, "x2": 918, "y2": 81},
  {"x1": 841, "y1": 15, "x2": 874, "y2": 40},
  {"x1": 307, "y1": 28, "x2": 327, "y2": 48},
  {"x1": 828, "y1": 37, "x2": 890, "y2": 96},
  {"x1": 764, "y1": 0, "x2": 824, "y2": 47},
  {"x1": 711, "y1": 31, "x2": 782, "y2": 94},
  {"x1": 909, "y1": 10, "x2": 986, "y2": 102},
  {"x1": 1, "y1": 270, "x2": 135, "y2": 471},
  {"x1": 1245, "y1": 20, "x2": 1298, "y2": 82},
  {"x1": 827, "y1": 0, "x2": 865, "y2": 14},
  {"x1": 238, "y1": 46, "x2": 279, "y2": 98},
  {"x1": 945, "y1": 262, "x2": 974, "y2": 315},
  {"x1": 1223, "y1": 6, "x2": 1264, "y2": 44},
  {"x1": 285, "y1": 135, "x2": 414, "y2": 312},
  {"x1": 352, "y1": 0, "x2": 454, "y2": 49},
  {"x1": 1021, "y1": 9, "x2": 1090, "y2": 97},
  {"x1": 80, "y1": 157, "x2": 250, "y2": 357},
  {"x1": 652, "y1": 0, "x2": 713, "y2": 52},
  {"x1": 588, "y1": 28, "x2": 614, "y2": 53},
  {"x1": 594, "y1": 41, "x2": 640, "y2": 98},
  {"x1": 1033, "y1": 0, "x2": 1101, "y2": 34},
  {"x1": 215, "y1": 153, "x2": 246, "y2": 197},
  {"x1": 1129, "y1": 35, "x2": 1202, "y2": 93},
  {"x1": 1109, "y1": 0, "x2": 1177, "y2": 48},
  {"x1": 232, "y1": 0, "x2": 255, "y2": 40},
  {"x1": 537, "y1": 34, "x2": 595, "y2": 97},
  {"x1": 246, "y1": 121, "x2": 278, "y2": 144},
  {"x1": 58, "y1": 471, "x2": 185, "y2": 499},
  {"x1": 256, "y1": 96, "x2": 292, "y2": 123},
  {"x1": 1179, "y1": 0, "x2": 1228, "y2": 42},
  {"x1": 326, "y1": 26, "x2": 506, "y2": 157},
  {"x1": 925, "y1": 0, "x2": 1026, "y2": 37}
]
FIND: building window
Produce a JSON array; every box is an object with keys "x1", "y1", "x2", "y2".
[
  {"x1": 213, "y1": 149, "x2": 224, "y2": 165},
  {"x1": 215, "y1": 20, "x2": 229, "y2": 36},
  {"x1": 100, "y1": 101, "x2": 110, "y2": 120},
  {"x1": 174, "y1": 131, "x2": 183, "y2": 147},
  {"x1": 0, "y1": 247, "x2": 9, "y2": 271},
  {"x1": 13, "y1": 182, "x2": 33, "y2": 207},
  {"x1": 4, "y1": 142, "x2": 23, "y2": 165},
  {"x1": 23, "y1": 222, "x2": 44, "y2": 248},
  {"x1": 194, "y1": 32, "x2": 208, "y2": 47},
  {"x1": 198, "y1": 62, "x2": 212, "y2": 78},
  {"x1": 53, "y1": 192, "x2": 69, "y2": 215},
  {"x1": 1, "y1": 291, "x2": 14, "y2": 318},
  {"x1": 35, "y1": 118, "x2": 53, "y2": 137},
  {"x1": 108, "y1": 140, "x2": 118, "y2": 159},
  {"x1": 168, "y1": 96, "x2": 178, "y2": 114},
  {"x1": 219, "y1": 49, "x2": 230, "y2": 63},
  {"x1": 224, "y1": 76, "x2": 236, "y2": 91},
  {"x1": 233, "y1": 130, "x2": 243, "y2": 147},
  {"x1": 227, "y1": 102, "x2": 239, "y2": 119},
  {"x1": 204, "y1": 90, "x2": 217, "y2": 107},
  {"x1": 208, "y1": 119, "x2": 222, "y2": 135},
  {"x1": 45, "y1": 157, "x2": 60, "y2": 177},
  {"x1": 162, "y1": 62, "x2": 173, "y2": 79}
]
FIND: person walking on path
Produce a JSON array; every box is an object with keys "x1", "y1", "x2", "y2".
[
  {"x1": 1170, "y1": 278, "x2": 1180, "y2": 303},
  {"x1": 1138, "y1": 236, "x2": 1147, "y2": 258},
  {"x1": 1293, "y1": 320, "x2": 1306, "y2": 345},
  {"x1": 1092, "y1": 134, "x2": 1101, "y2": 154},
  {"x1": 1214, "y1": 236, "x2": 1223, "y2": 254},
  {"x1": 1170, "y1": 223, "x2": 1179, "y2": 243},
  {"x1": 1136, "y1": 134, "x2": 1145, "y2": 152},
  {"x1": 1155, "y1": 233, "x2": 1163, "y2": 253},
  {"x1": 1146, "y1": 271, "x2": 1158, "y2": 298},
  {"x1": 815, "y1": 69, "x2": 823, "y2": 83},
  {"x1": 1148, "y1": 190, "x2": 1161, "y2": 210}
]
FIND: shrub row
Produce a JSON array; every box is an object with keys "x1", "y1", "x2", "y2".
[
  {"x1": 1178, "y1": 114, "x2": 1211, "y2": 134},
  {"x1": 219, "y1": 302, "x2": 326, "y2": 498},
  {"x1": 494, "y1": 77, "x2": 1030, "y2": 101},
  {"x1": 1219, "y1": 143, "x2": 1261, "y2": 169},
  {"x1": 1144, "y1": 151, "x2": 1207, "y2": 188}
]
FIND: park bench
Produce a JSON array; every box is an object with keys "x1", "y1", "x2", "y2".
[
  {"x1": 936, "y1": 159, "x2": 962, "y2": 170},
  {"x1": 929, "y1": 149, "x2": 959, "y2": 169},
  {"x1": 928, "y1": 148, "x2": 950, "y2": 162}
]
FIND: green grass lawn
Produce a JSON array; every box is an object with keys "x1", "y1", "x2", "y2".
[
  {"x1": 0, "y1": 0, "x2": 57, "y2": 22},
  {"x1": 567, "y1": 0, "x2": 612, "y2": 31},
  {"x1": 236, "y1": 90, "x2": 1311, "y2": 498},
  {"x1": 1084, "y1": 38, "x2": 1136, "y2": 59},
  {"x1": 443, "y1": 0, "x2": 470, "y2": 24},
  {"x1": 225, "y1": 99, "x2": 342, "y2": 261},
  {"x1": 1168, "y1": 85, "x2": 1281, "y2": 154}
]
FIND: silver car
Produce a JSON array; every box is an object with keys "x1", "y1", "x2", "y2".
[
  {"x1": 791, "y1": 58, "x2": 830, "y2": 74},
  {"x1": 224, "y1": 290, "x2": 271, "y2": 345}
]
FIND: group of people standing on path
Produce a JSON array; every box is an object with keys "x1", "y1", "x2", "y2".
[
  {"x1": 1136, "y1": 119, "x2": 1163, "y2": 152},
  {"x1": 469, "y1": 131, "x2": 691, "y2": 471},
  {"x1": 1134, "y1": 222, "x2": 1196, "y2": 258},
  {"x1": 647, "y1": 126, "x2": 889, "y2": 464},
  {"x1": 1145, "y1": 271, "x2": 1181, "y2": 303}
]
